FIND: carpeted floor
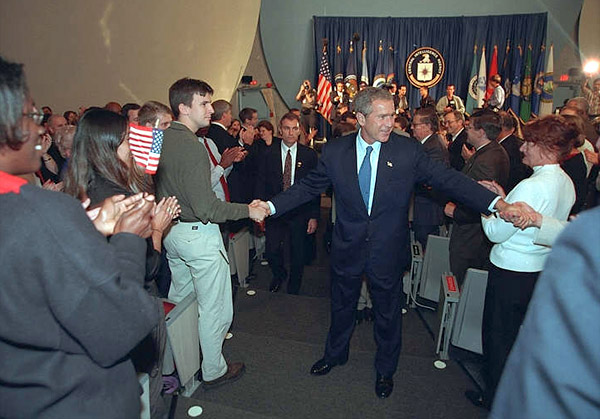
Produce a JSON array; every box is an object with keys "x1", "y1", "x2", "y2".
[{"x1": 170, "y1": 209, "x2": 487, "y2": 419}]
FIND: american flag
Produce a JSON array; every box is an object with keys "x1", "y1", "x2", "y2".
[
  {"x1": 317, "y1": 46, "x2": 333, "y2": 123},
  {"x1": 128, "y1": 123, "x2": 164, "y2": 174}
]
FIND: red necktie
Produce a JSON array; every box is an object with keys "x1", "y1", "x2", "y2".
[{"x1": 203, "y1": 138, "x2": 230, "y2": 202}]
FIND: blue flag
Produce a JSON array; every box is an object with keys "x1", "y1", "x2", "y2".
[
  {"x1": 386, "y1": 44, "x2": 395, "y2": 82},
  {"x1": 531, "y1": 45, "x2": 546, "y2": 118},
  {"x1": 373, "y1": 40, "x2": 386, "y2": 87},
  {"x1": 344, "y1": 40, "x2": 358, "y2": 99},
  {"x1": 509, "y1": 45, "x2": 523, "y2": 116},
  {"x1": 334, "y1": 44, "x2": 344, "y2": 83}
]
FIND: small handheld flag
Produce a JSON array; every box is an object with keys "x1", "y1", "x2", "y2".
[{"x1": 128, "y1": 123, "x2": 164, "y2": 174}]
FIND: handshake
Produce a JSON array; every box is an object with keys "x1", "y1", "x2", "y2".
[
  {"x1": 248, "y1": 200, "x2": 272, "y2": 222},
  {"x1": 478, "y1": 180, "x2": 542, "y2": 229}
]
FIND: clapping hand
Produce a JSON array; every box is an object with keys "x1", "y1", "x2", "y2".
[{"x1": 86, "y1": 193, "x2": 152, "y2": 236}]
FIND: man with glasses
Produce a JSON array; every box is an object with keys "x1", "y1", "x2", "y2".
[
  {"x1": 444, "y1": 111, "x2": 509, "y2": 286},
  {"x1": 411, "y1": 107, "x2": 449, "y2": 249},
  {"x1": 444, "y1": 110, "x2": 469, "y2": 171}
]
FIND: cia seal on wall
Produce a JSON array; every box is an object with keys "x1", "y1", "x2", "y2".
[
  {"x1": 468, "y1": 75, "x2": 478, "y2": 100},
  {"x1": 405, "y1": 47, "x2": 445, "y2": 88}
]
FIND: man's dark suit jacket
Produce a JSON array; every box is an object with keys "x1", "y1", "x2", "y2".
[
  {"x1": 271, "y1": 132, "x2": 497, "y2": 280},
  {"x1": 207, "y1": 123, "x2": 238, "y2": 154},
  {"x1": 414, "y1": 134, "x2": 449, "y2": 227},
  {"x1": 447, "y1": 128, "x2": 468, "y2": 172},
  {"x1": 499, "y1": 134, "x2": 532, "y2": 192},
  {"x1": 449, "y1": 141, "x2": 510, "y2": 283}
]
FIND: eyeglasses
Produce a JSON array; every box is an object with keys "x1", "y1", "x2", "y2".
[{"x1": 23, "y1": 108, "x2": 44, "y2": 125}]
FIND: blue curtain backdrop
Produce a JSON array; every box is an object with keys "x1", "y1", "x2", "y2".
[{"x1": 314, "y1": 13, "x2": 547, "y2": 111}]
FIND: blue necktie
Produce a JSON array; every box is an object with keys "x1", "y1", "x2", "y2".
[{"x1": 358, "y1": 146, "x2": 373, "y2": 209}]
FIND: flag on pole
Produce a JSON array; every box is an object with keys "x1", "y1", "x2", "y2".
[
  {"x1": 486, "y1": 45, "x2": 498, "y2": 101},
  {"x1": 465, "y1": 45, "x2": 478, "y2": 115},
  {"x1": 386, "y1": 44, "x2": 395, "y2": 82},
  {"x1": 317, "y1": 43, "x2": 333, "y2": 123},
  {"x1": 501, "y1": 40, "x2": 511, "y2": 109},
  {"x1": 531, "y1": 45, "x2": 546, "y2": 118},
  {"x1": 128, "y1": 123, "x2": 164, "y2": 174},
  {"x1": 509, "y1": 45, "x2": 523, "y2": 116},
  {"x1": 360, "y1": 41, "x2": 369, "y2": 85},
  {"x1": 539, "y1": 44, "x2": 554, "y2": 117},
  {"x1": 373, "y1": 40, "x2": 386, "y2": 87},
  {"x1": 476, "y1": 46, "x2": 487, "y2": 108},
  {"x1": 520, "y1": 45, "x2": 533, "y2": 122},
  {"x1": 344, "y1": 39, "x2": 358, "y2": 100},
  {"x1": 333, "y1": 44, "x2": 344, "y2": 83}
]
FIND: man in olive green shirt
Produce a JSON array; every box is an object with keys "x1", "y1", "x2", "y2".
[{"x1": 155, "y1": 78, "x2": 266, "y2": 388}]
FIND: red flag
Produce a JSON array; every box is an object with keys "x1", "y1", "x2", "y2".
[
  {"x1": 128, "y1": 123, "x2": 164, "y2": 174},
  {"x1": 486, "y1": 45, "x2": 498, "y2": 100},
  {"x1": 317, "y1": 44, "x2": 333, "y2": 123}
]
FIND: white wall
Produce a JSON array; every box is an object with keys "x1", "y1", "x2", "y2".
[{"x1": 0, "y1": 0, "x2": 260, "y2": 113}]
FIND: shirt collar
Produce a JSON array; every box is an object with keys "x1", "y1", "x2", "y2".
[
  {"x1": 420, "y1": 133, "x2": 433, "y2": 144},
  {"x1": 356, "y1": 129, "x2": 382, "y2": 153},
  {"x1": 281, "y1": 141, "x2": 298, "y2": 153}
]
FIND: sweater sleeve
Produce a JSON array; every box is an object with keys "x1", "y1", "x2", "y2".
[
  {"x1": 481, "y1": 180, "x2": 535, "y2": 243},
  {"x1": 40, "y1": 195, "x2": 160, "y2": 367}
]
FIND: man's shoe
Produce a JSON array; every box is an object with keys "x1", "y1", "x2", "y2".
[
  {"x1": 269, "y1": 280, "x2": 281, "y2": 293},
  {"x1": 464, "y1": 390, "x2": 489, "y2": 409},
  {"x1": 375, "y1": 373, "x2": 394, "y2": 398},
  {"x1": 310, "y1": 357, "x2": 348, "y2": 376},
  {"x1": 202, "y1": 362, "x2": 245, "y2": 390}
]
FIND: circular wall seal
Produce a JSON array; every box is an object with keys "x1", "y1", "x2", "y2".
[{"x1": 405, "y1": 47, "x2": 445, "y2": 88}]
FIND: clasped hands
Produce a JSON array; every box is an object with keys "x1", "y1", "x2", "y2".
[
  {"x1": 478, "y1": 180, "x2": 542, "y2": 230},
  {"x1": 248, "y1": 199, "x2": 271, "y2": 222},
  {"x1": 84, "y1": 193, "x2": 181, "y2": 237}
]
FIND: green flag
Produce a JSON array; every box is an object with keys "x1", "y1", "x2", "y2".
[
  {"x1": 465, "y1": 45, "x2": 478, "y2": 115},
  {"x1": 520, "y1": 45, "x2": 533, "y2": 122}
]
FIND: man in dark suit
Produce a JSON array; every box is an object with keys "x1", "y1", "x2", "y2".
[
  {"x1": 207, "y1": 100, "x2": 239, "y2": 153},
  {"x1": 253, "y1": 88, "x2": 513, "y2": 399},
  {"x1": 444, "y1": 111, "x2": 510, "y2": 286},
  {"x1": 412, "y1": 107, "x2": 449, "y2": 249},
  {"x1": 443, "y1": 110, "x2": 469, "y2": 172},
  {"x1": 497, "y1": 111, "x2": 532, "y2": 192},
  {"x1": 256, "y1": 113, "x2": 319, "y2": 294}
]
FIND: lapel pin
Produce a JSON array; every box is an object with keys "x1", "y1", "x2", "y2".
[
  {"x1": 297, "y1": 161, "x2": 302, "y2": 168},
  {"x1": 387, "y1": 161, "x2": 393, "y2": 167}
]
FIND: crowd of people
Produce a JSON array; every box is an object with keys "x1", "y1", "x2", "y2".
[{"x1": 2, "y1": 49, "x2": 600, "y2": 418}]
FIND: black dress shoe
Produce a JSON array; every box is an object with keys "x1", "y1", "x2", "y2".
[
  {"x1": 269, "y1": 280, "x2": 281, "y2": 293},
  {"x1": 310, "y1": 357, "x2": 348, "y2": 376},
  {"x1": 375, "y1": 373, "x2": 394, "y2": 398},
  {"x1": 465, "y1": 390, "x2": 490, "y2": 410}
]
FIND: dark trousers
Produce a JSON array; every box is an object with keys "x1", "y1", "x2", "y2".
[
  {"x1": 482, "y1": 264, "x2": 539, "y2": 403},
  {"x1": 324, "y1": 269, "x2": 403, "y2": 377},
  {"x1": 266, "y1": 219, "x2": 307, "y2": 295}
]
